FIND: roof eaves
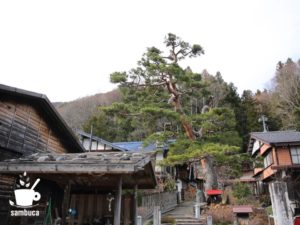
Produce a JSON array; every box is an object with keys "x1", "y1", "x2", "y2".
[{"x1": 77, "y1": 130, "x2": 127, "y2": 152}]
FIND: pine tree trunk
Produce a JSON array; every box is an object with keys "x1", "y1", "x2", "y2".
[
  {"x1": 170, "y1": 83, "x2": 218, "y2": 193},
  {"x1": 202, "y1": 155, "x2": 218, "y2": 192},
  {"x1": 173, "y1": 96, "x2": 195, "y2": 140}
]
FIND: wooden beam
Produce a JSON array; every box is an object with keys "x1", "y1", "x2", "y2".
[
  {"x1": 114, "y1": 177, "x2": 122, "y2": 225},
  {"x1": 0, "y1": 163, "x2": 136, "y2": 173},
  {"x1": 61, "y1": 181, "x2": 71, "y2": 225}
]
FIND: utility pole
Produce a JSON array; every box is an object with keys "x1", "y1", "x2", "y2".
[
  {"x1": 89, "y1": 125, "x2": 93, "y2": 151},
  {"x1": 258, "y1": 115, "x2": 268, "y2": 132}
]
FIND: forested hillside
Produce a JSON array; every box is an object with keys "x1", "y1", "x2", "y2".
[{"x1": 54, "y1": 89, "x2": 121, "y2": 130}]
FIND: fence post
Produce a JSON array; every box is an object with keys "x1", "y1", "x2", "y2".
[
  {"x1": 195, "y1": 204, "x2": 200, "y2": 219},
  {"x1": 153, "y1": 206, "x2": 161, "y2": 225},
  {"x1": 207, "y1": 215, "x2": 212, "y2": 225},
  {"x1": 137, "y1": 216, "x2": 142, "y2": 225}
]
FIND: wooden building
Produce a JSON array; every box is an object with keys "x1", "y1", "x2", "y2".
[
  {"x1": 77, "y1": 130, "x2": 128, "y2": 152},
  {"x1": 0, "y1": 152, "x2": 156, "y2": 225},
  {"x1": 77, "y1": 130, "x2": 176, "y2": 176},
  {"x1": 248, "y1": 131, "x2": 300, "y2": 225},
  {"x1": 0, "y1": 84, "x2": 156, "y2": 225}
]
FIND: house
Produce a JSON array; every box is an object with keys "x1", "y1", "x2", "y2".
[
  {"x1": 77, "y1": 130, "x2": 176, "y2": 175},
  {"x1": 77, "y1": 130, "x2": 128, "y2": 152},
  {"x1": 0, "y1": 84, "x2": 157, "y2": 225},
  {"x1": 248, "y1": 131, "x2": 300, "y2": 225}
]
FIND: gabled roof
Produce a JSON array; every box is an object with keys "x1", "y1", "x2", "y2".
[
  {"x1": 77, "y1": 130, "x2": 128, "y2": 152},
  {"x1": 248, "y1": 130, "x2": 300, "y2": 153},
  {"x1": 0, "y1": 84, "x2": 84, "y2": 153},
  {"x1": 251, "y1": 131, "x2": 300, "y2": 144}
]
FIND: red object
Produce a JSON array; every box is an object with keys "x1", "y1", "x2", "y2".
[
  {"x1": 232, "y1": 206, "x2": 253, "y2": 213},
  {"x1": 206, "y1": 189, "x2": 223, "y2": 195},
  {"x1": 294, "y1": 217, "x2": 300, "y2": 225}
]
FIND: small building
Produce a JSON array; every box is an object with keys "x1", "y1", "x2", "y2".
[
  {"x1": 206, "y1": 189, "x2": 223, "y2": 204},
  {"x1": 248, "y1": 131, "x2": 300, "y2": 225},
  {"x1": 232, "y1": 205, "x2": 253, "y2": 225},
  {"x1": 0, "y1": 84, "x2": 83, "y2": 224},
  {"x1": 0, "y1": 152, "x2": 156, "y2": 225},
  {"x1": 77, "y1": 130, "x2": 176, "y2": 176}
]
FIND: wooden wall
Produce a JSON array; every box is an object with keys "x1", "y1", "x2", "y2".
[
  {"x1": 68, "y1": 194, "x2": 133, "y2": 225},
  {"x1": 277, "y1": 147, "x2": 292, "y2": 165},
  {"x1": 0, "y1": 98, "x2": 71, "y2": 155},
  {"x1": 0, "y1": 97, "x2": 74, "y2": 225},
  {"x1": 0, "y1": 175, "x2": 16, "y2": 225}
]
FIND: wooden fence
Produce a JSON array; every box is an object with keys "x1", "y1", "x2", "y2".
[{"x1": 137, "y1": 191, "x2": 178, "y2": 220}]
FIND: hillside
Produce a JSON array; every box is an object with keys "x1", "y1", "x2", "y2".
[{"x1": 54, "y1": 89, "x2": 121, "y2": 130}]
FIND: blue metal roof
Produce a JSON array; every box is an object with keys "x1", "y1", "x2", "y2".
[{"x1": 113, "y1": 139, "x2": 176, "y2": 152}]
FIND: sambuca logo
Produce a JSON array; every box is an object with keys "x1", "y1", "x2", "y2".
[{"x1": 9, "y1": 172, "x2": 41, "y2": 217}]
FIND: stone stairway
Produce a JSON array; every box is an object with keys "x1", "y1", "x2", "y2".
[
  {"x1": 162, "y1": 201, "x2": 205, "y2": 225},
  {"x1": 175, "y1": 217, "x2": 205, "y2": 225}
]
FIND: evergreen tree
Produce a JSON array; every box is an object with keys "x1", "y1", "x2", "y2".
[{"x1": 86, "y1": 34, "x2": 243, "y2": 190}]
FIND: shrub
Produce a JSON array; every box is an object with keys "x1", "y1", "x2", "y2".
[{"x1": 232, "y1": 182, "x2": 251, "y2": 200}]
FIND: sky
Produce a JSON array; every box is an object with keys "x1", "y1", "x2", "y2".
[{"x1": 1, "y1": 0, "x2": 300, "y2": 102}]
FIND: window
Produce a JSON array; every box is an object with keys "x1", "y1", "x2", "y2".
[
  {"x1": 290, "y1": 147, "x2": 300, "y2": 164},
  {"x1": 264, "y1": 151, "x2": 273, "y2": 168}
]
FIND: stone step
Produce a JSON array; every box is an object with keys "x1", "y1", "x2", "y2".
[
  {"x1": 176, "y1": 221, "x2": 204, "y2": 225},
  {"x1": 175, "y1": 218, "x2": 204, "y2": 225}
]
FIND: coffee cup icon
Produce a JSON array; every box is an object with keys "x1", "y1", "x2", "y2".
[{"x1": 14, "y1": 189, "x2": 41, "y2": 206}]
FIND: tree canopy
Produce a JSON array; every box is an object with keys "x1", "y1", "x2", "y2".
[{"x1": 84, "y1": 33, "x2": 249, "y2": 189}]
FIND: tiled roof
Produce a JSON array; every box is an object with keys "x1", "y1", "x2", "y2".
[
  {"x1": 3, "y1": 152, "x2": 147, "y2": 166},
  {"x1": 251, "y1": 131, "x2": 300, "y2": 145},
  {"x1": 0, "y1": 152, "x2": 157, "y2": 189},
  {"x1": 248, "y1": 130, "x2": 300, "y2": 153}
]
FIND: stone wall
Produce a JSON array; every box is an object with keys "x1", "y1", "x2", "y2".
[{"x1": 269, "y1": 181, "x2": 293, "y2": 225}]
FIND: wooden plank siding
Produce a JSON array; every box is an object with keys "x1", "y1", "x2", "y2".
[
  {"x1": 0, "y1": 98, "x2": 76, "y2": 225},
  {"x1": 277, "y1": 147, "x2": 292, "y2": 165},
  {"x1": 67, "y1": 194, "x2": 134, "y2": 225},
  {"x1": 260, "y1": 143, "x2": 272, "y2": 155},
  {"x1": 0, "y1": 175, "x2": 16, "y2": 225},
  {"x1": 0, "y1": 99, "x2": 71, "y2": 155}
]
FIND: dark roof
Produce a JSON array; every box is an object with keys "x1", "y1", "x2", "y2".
[
  {"x1": 0, "y1": 84, "x2": 84, "y2": 153},
  {"x1": 248, "y1": 131, "x2": 300, "y2": 153},
  {"x1": 77, "y1": 130, "x2": 128, "y2": 152},
  {"x1": 251, "y1": 131, "x2": 300, "y2": 144}
]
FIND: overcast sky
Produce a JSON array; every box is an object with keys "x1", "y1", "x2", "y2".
[{"x1": 1, "y1": 0, "x2": 300, "y2": 102}]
